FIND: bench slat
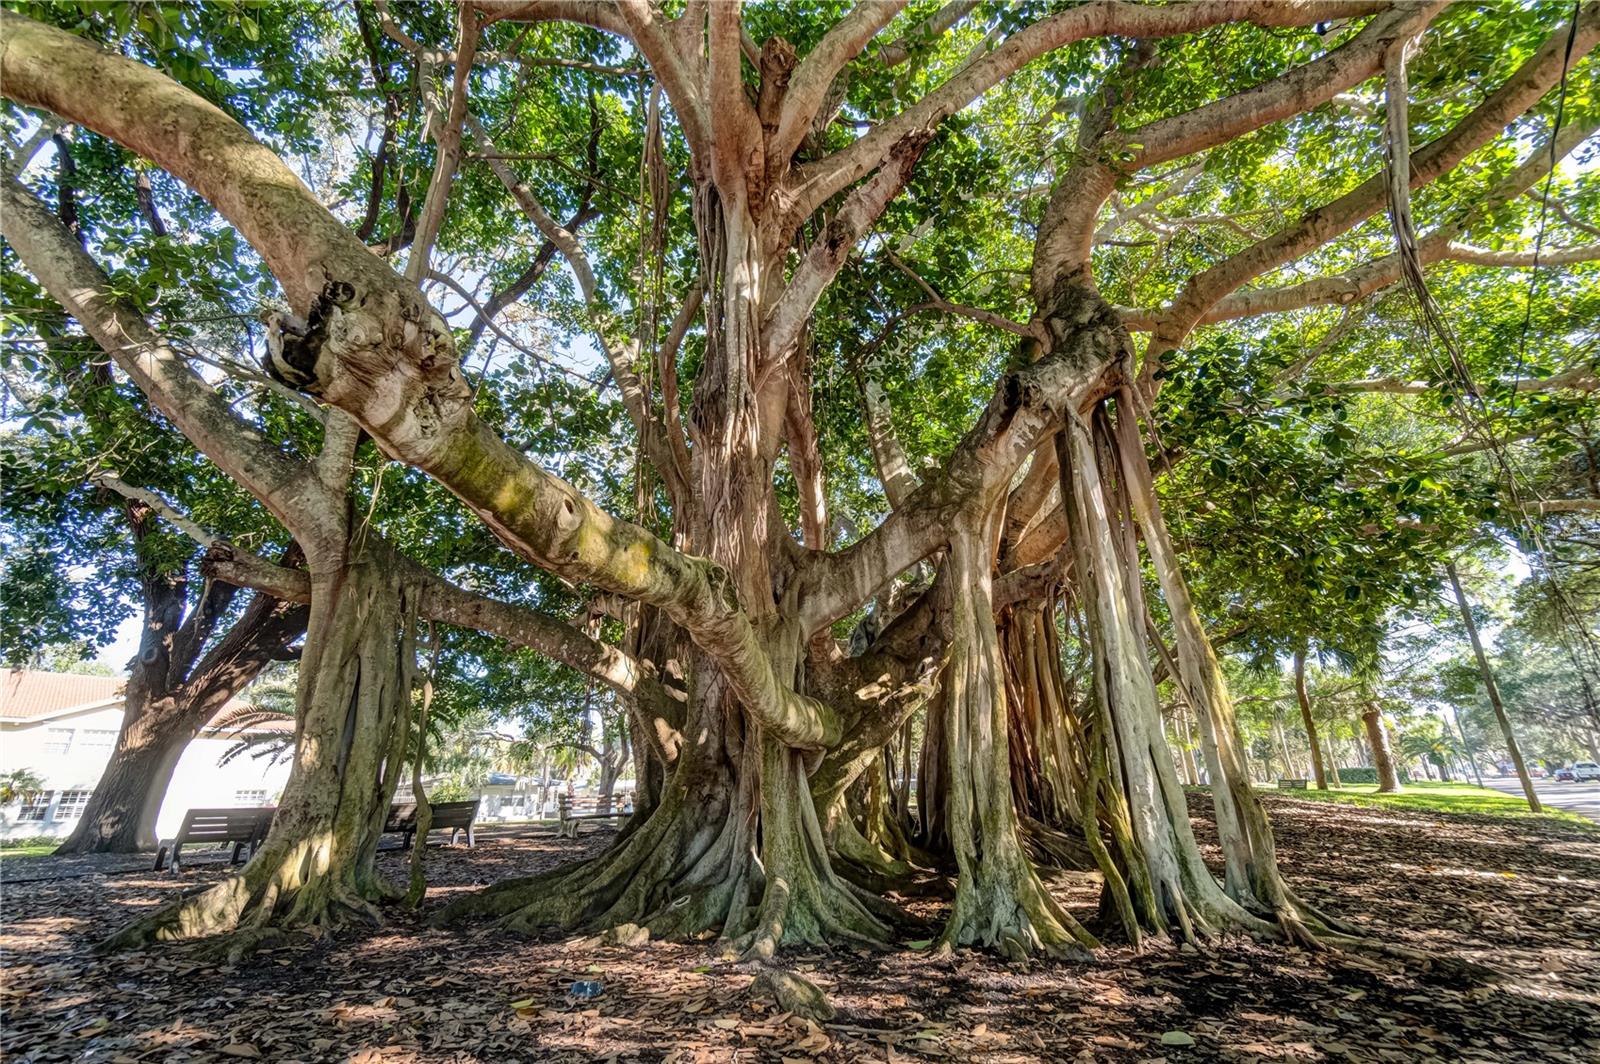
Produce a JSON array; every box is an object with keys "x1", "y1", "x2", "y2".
[
  {"x1": 155, "y1": 807, "x2": 275, "y2": 872},
  {"x1": 383, "y1": 799, "x2": 479, "y2": 849}
]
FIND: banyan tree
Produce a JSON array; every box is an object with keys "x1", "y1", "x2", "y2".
[{"x1": 2, "y1": 0, "x2": 1596, "y2": 965}]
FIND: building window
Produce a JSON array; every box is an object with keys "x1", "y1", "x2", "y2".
[
  {"x1": 234, "y1": 790, "x2": 268, "y2": 806},
  {"x1": 78, "y1": 730, "x2": 117, "y2": 755},
  {"x1": 16, "y1": 792, "x2": 52, "y2": 821},
  {"x1": 42, "y1": 728, "x2": 74, "y2": 756},
  {"x1": 53, "y1": 790, "x2": 90, "y2": 820}
]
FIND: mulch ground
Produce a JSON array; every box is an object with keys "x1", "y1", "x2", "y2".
[{"x1": 2, "y1": 794, "x2": 1597, "y2": 1063}]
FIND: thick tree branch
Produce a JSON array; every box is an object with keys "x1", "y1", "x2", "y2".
[
  {"x1": 1036, "y1": 4, "x2": 1437, "y2": 295},
  {"x1": 787, "y1": 0, "x2": 1379, "y2": 222},
  {"x1": 861, "y1": 372, "x2": 920, "y2": 512},
  {"x1": 90, "y1": 474, "x2": 219, "y2": 548},
  {"x1": 765, "y1": 128, "x2": 934, "y2": 363},
  {"x1": 1146, "y1": 11, "x2": 1600, "y2": 355},
  {"x1": 0, "y1": 13, "x2": 835, "y2": 750},
  {"x1": 1524, "y1": 499, "x2": 1600, "y2": 513},
  {"x1": 772, "y1": 2, "x2": 907, "y2": 167},
  {"x1": 1133, "y1": 116, "x2": 1600, "y2": 328},
  {"x1": 199, "y1": 533, "x2": 686, "y2": 728},
  {"x1": 707, "y1": 0, "x2": 759, "y2": 201},
  {"x1": 1324, "y1": 365, "x2": 1599, "y2": 395},
  {"x1": 877, "y1": 0, "x2": 978, "y2": 68},
  {"x1": 406, "y1": 5, "x2": 480, "y2": 284},
  {"x1": 0, "y1": 175, "x2": 338, "y2": 546},
  {"x1": 614, "y1": 0, "x2": 710, "y2": 156}
]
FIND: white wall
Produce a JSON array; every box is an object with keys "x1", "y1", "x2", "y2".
[
  {"x1": 0, "y1": 705, "x2": 122, "y2": 839},
  {"x1": 154, "y1": 737, "x2": 293, "y2": 839},
  {"x1": 0, "y1": 708, "x2": 292, "y2": 841}
]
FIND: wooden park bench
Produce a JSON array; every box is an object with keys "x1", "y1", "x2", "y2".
[
  {"x1": 383, "y1": 799, "x2": 479, "y2": 850},
  {"x1": 557, "y1": 793, "x2": 632, "y2": 839},
  {"x1": 1276, "y1": 778, "x2": 1309, "y2": 790},
  {"x1": 153, "y1": 806, "x2": 275, "y2": 872}
]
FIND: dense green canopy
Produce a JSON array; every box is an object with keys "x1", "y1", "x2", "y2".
[{"x1": 0, "y1": 0, "x2": 1596, "y2": 967}]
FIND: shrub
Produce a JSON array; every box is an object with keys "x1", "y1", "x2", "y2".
[{"x1": 1335, "y1": 766, "x2": 1411, "y2": 785}]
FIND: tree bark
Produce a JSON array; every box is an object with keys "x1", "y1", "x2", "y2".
[
  {"x1": 1446, "y1": 561, "x2": 1540, "y2": 812},
  {"x1": 1057, "y1": 418, "x2": 1261, "y2": 943},
  {"x1": 1293, "y1": 650, "x2": 1329, "y2": 790},
  {"x1": 935, "y1": 518, "x2": 1096, "y2": 958},
  {"x1": 55, "y1": 540, "x2": 307, "y2": 855},
  {"x1": 1361, "y1": 704, "x2": 1402, "y2": 793},
  {"x1": 1110, "y1": 396, "x2": 1329, "y2": 941},
  {"x1": 102, "y1": 539, "x2": 419, "y2": 958}
]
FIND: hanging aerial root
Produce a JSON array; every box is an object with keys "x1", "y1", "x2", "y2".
[{"x1": 727, "y1": 757, "x2": 899, "y2": 961}]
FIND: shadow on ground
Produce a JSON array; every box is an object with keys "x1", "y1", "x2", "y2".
[{"x1": 2, "y1": 798, "x2": 1597, "y2": 1062}]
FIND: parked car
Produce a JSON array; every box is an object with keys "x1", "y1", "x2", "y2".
[
  {"x1": 1553, "y1": 766, "x2": 1576, "y2": 782},
  {"x1": 1574, "y1": 761, "x2": 1600, "y2": 783},
  {"x1": 1528, "y1": 764, "x2": 1548, "y2": 779}
]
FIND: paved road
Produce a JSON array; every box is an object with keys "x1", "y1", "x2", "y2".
[{"x1": 1481, "y1": 776, "x2": 1600, "y2": 823}]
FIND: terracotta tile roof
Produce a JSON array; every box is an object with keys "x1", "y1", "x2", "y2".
[
  {"x1": 0, "y1": 669, "x2": 293, "y2": 734},
  {"x1": 0, "y1": 669, "x2": 125, "y2": 721}
]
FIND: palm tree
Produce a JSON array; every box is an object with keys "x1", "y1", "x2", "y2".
[
  {"x1": 213, "y1": 668, "x2": 298, "y2": 768},
  {"x1": 1400, "y1": 729, "x2": 1461, "y2": 782},
  {"x1": 0, "y1": 768, "x2": 46, "y2": 805}
]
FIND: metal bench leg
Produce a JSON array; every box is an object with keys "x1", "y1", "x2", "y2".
[
  {"x1": 170, "y1": 844, "x2": 183, "y2": 873},
  {"x1": 153, "y1": 845, "x2": 169, "y2": 872},
  {"x1": 403, "y1": 829, "x2": 415, "y2": 851},
  {"x1": 466, "y1": 826, "x2": 475, "y2": 849}
]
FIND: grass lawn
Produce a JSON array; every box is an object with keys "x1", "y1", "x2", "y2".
[
  {"x1": 1261, "y1": 779, "x2": 1594, "y2": 827},
  {"x1": 0, "y1": 842, "x2": 58, "y2": 859}
]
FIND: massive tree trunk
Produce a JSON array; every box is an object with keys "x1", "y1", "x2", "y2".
[
  {"x1": 55, "y1": 553, "x2": 187, "y2": 854},
  {"x1": 102, "y1": 536, "x2": 418, "y2": 959},
  {"x1": 440, "y1": 191, "x2": 892, "y2": 956},
  {"x1": 55, "y1": 534, "x2": 307, "y2": 855}
]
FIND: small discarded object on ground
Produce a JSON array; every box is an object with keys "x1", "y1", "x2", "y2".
[{"x1": 568, "y1": 980, "x2": 604, "y2": 1001}]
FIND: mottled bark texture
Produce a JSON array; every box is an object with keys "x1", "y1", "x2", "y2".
[
  {"x1": 1362, "y1": 704, "x2": 1403, "y2": 794},
  {"x1": 936, "y1": 518, "x2": 1097, "y2": 958},
  {"x1": 102, "y1": 542, "x2": 419, "y2": 959}
]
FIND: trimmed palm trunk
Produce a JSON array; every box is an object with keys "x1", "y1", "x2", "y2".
[
  {"x1": 1446, "y1": 561, "x2": 1540, "y2": 812},
  {"x1": 1293, "y1": 650, "x2": 1329, "y2": 790},
  {"x1": 1362, "y1": 704, "x2": 1402, "y2": 793}
]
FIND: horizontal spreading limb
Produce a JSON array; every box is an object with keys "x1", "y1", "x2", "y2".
[{"x1": 0, "y1": 11, "x2": 838, "y2": 751}]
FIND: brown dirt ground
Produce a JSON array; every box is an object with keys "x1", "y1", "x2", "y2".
[{"x1": 2, "y1": 793, "x2": 1597, "y2": 1063}]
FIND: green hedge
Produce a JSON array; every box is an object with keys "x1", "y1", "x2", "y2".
[{"x1": 1334, "y1": 766, "x2": 1411, "y2": 785}]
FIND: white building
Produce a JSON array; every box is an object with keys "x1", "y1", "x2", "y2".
[{"x1": 0, "y1": 669, "x2": 293, "y2": 842}]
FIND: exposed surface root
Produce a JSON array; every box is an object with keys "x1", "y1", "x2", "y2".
[
  {"x1": 750, "y1": 967, "x2": 836, "y2": 1022},
  {"x1": 98, "y1": 842, "x2": 395, "y2": 962}
]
